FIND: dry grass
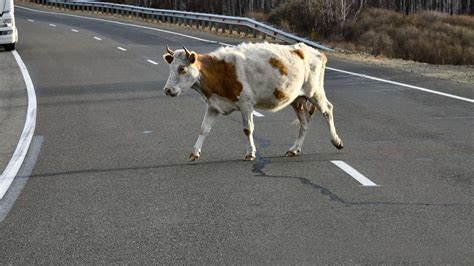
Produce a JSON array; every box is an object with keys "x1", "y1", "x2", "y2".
[
  {"x1": 266, "y1": 1, "x2": 473, "y2": 65},
  {"x1": 343, "y1": 9, "x2": 474, "y2": 65}
]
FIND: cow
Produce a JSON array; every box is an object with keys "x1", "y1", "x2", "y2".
[{"x1": 162, "y1": 42, "x2": 343, "y2": 161}]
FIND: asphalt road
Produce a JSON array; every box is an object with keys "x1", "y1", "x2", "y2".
[{"x1": 0, "y1": 5, "x2": 472, "y2": 264}]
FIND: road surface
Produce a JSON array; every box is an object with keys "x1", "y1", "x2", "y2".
[{"x1": 0, "y1": 5, "x2": 472, "y2": 264}]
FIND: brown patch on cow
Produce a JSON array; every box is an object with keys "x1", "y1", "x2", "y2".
[
  {"x1": 291, "y1": 49, "x2": 305, "y2": 60},
  {"x1": 196, "y1": 54, "x2": 243, "y2": 102},
  {"x1": 320, "y1": 52, "x2": 328, "y2": 65},
  {"x1": 269, "y1": 57, "x2": 288, "y2": 76},
  {"x1": 274, "y1": 88, "x2": 288, "y2": 100}
]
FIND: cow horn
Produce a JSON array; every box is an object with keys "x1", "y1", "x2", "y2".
[
  {"x1": 183, "y1": 46, "x2": 191, "y2": 57},
  {"x1": 166, "y1": 45, "x2": 174, "y2": 55}
]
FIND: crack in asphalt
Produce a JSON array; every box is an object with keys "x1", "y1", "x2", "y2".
[{"x1": 251, "y1": 137, "x2": 471, "y2": 208}]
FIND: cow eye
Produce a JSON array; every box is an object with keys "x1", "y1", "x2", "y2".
[{"x1": 178, "y1": 66, "x2": 186, "y2": 74}]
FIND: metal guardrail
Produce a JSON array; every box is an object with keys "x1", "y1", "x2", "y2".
[{"x1": 29, "y1": 0, "x2": 332, "y2": 51}]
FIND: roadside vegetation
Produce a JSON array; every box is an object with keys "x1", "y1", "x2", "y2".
[
  {"x1": 341, "y1": 9, "x2": 474, "y2": 65},
  {"x1": 267, "y1": 3, "x2": 474, "y2": 65},
  {"x1": 108, "y1": 0, "x2": 474, "y2": 65}
]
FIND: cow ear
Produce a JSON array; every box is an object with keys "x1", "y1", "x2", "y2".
[
  {"x1": 163, "y1": 54, "x2": 173, "y2": 64},
  {"x1": 189, "y1": 52, "x2": 197, "y2": 64}
]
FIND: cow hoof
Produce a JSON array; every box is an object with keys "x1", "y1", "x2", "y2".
[
  {"x1": 243, "y1": 155, "x2": 256, "y2": 161},
  {"x1": 332, "y1": 140, "x2": 344, "y2": 150},
  {"x1": 285, "y1": 150, "x2": 298, "y2": 157},
  {"x1": 188, "y1": 152, "x2": 200, "y2": 161}
]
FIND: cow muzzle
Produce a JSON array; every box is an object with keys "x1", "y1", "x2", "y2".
[{"x1": 164, "y1": 87, "x2": 179, "y2": 97}]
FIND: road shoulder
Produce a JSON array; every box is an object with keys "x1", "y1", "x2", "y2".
[{"x1": 0, "y1": 52, "x2": 27, "y2": 173}]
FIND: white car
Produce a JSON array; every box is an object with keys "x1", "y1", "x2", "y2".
[{"x1": 0, "y1": 0, "x2": 18, "y2": 51}]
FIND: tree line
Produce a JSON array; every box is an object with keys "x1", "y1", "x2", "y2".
[{"x1": 108, "y1": 0, "x2": 472, "y2": 16}]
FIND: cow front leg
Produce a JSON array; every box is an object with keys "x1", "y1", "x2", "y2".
[
  {"x1": 241, "y1": 106, "x2": 256, "y2": 161},
  {"x1": 190, "y1": 107, "x2": 218, "y2": 161}
]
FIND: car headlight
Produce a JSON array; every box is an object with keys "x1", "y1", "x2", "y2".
[{"x1": 1, "y1": 19, "x2": 13, "y2": 27}]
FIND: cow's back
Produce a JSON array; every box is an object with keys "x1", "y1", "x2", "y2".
[{"x1": 210, "y1": 42, "x2": 322, "y2": 111}]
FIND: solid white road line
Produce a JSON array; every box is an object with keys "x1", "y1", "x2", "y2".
[
  {"x1": 117, "y1": 47, "x2": 127, "y2": 51},
  {"x1": 93, "y1": 36, "x2": 102, "y2": 41},
  {"x1": 71, "y1": 29, "x2": 79, "y2": 32},
  {"x1": 15, "y1": 5, "x2": 473, "y2": 104},
  {"x1": 27, "y1": 19, "x2": 34, "y2": 22},
  {"x1": 331, "y1": 160, "x2": 378, "y2": 187},
  {"x1": 146, "y1": 59, "x2": 158, "y2": 65},
  {"x1": 0, "y1": 51, "x2": 37, "y2": 199},
  {"x1": 0, "y1": 136, "x2": 43, "y2": 222},
  {"x1": 48, "y1": 23, "x2": 56, "y2": 27},
  {"x1": 326, "y1": 67, "x2": 474, "y2": 104}
]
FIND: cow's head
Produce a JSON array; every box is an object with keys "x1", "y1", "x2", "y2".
[{"x1": 162, "y1": 46, "x2": 199, "y2": 97}]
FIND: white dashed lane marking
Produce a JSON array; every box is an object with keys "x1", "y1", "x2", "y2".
[
  {"x1": 331, "y1": 161, "x2": 378, "y2": 187},
  {"x1": 146, "y1": 59, "x2": 158, "y2": 65},
  {"x1": 252, "y1": 111, "x2": 264, "y2": 117},
  {"x1": 27, "y1": 19, "x2": 35, "y2": 22},
  {"x1": 49, "y1": 23, "x2": 56, "y2": 27},
  {"x1": 71, "y1": 29, "x2": 79, "y2": 32},
  {"x1": 117, "y1": 47, "x2": 127, "y2": 51},
  {"x1": 93, "y1": 36, "x2": 102, "y2": 41}
]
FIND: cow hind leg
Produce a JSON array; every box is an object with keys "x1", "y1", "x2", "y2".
[
  {"x1": 308, "y1": 96, "x2": 344, "y2": 149},
  {"x1": 286, "y1": 97, "x2": 311, "y2": 157}
]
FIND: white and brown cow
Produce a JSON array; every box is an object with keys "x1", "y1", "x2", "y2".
[{"x1": 163, "y1": 42, "x2": 343, "y2": 161}]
